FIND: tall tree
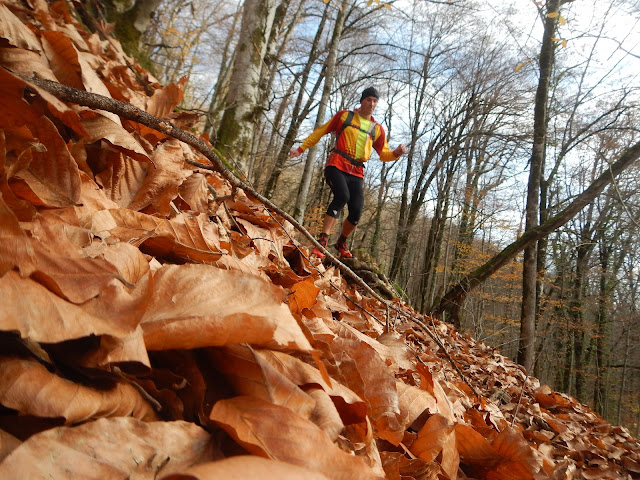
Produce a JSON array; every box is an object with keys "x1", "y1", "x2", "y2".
[
  {"x1": 517, "y1": 0, "x2": 563, "y2": 372},
  {"x1": 215, "y1": 0, "x2": 278, "y2": 174}
]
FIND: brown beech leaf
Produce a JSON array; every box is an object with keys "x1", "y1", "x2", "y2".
[
  {"x1": 306, "y1": 386, "x2": 345, "y2": 441},
  {"x1": 16, "y1": 114, "x2": 82, "y2": 207},
  {"x1": 210, "y1": 395, "x2": 383, "y2": 480},
  {"x1": 208, "y1": 345, "x2": 316, "y2": 419},
  {"x1": 25, "y1": 232, "x2": 125, "y2": 304},
  {"x1": 396, "y1": 380, "x2": 438, "y2": 428},
  {"x1": 77, "y1": 52, "x2": 125, "y2": 126},
  {"x1": 20, "y1": 76, "x2": 88, "y2": 138},
  {"x1": 146, "y1": 78, "x2": 186, "y2": 118},
  {"x1": 534, "y1": 386, "x2": 574, "y2": 410},
  {"x1": 0, "y1": 428, "x2": 20, "y2": 463},
  {"x1": 0, "y1": 126, "x2": 38, "y2": 220},
  {"x1": 0, "y1": 270, "x2": 143, "y2": 343},
  {"x1": 417, "y1": 363, "x2": 456, "y2": 422},
  {"x1": 0, "y1": 417, "x2": 216, "y2": 479},
  {"x1": 87, "y1": 209, "x2": 230, "y2": 266},
  {"x1": 312, "y1": 319, "x2": 403, "y2": 444},
  {"x1": 409, "y1": 413, "x2": 459, "y2": 478},
  {"x1": 140, "y1": 264, "x2": 313, "y2": 351},
  {"x1": 87, "y1": 241, "x2": 151, "y2": 285},
  {"x1": 0, "y1": 3, "x2": 42, "y2": 51},
  {"x1": 488, "y1": 426, "x2": 539, "y2": 480},
  {"x1": 0, "y1": 47, "x2": 57, "y2": 81},
  {"x1": 130, "y1": 78, "x2": 187, "y2": 143},
  {"x1": 0, "y1": 192, "x2": 36, "y2": 276},
  {"x1": 455, "y1": 423, "x2": 502, "y2": 467},
  {"x1": 237, "y1": 217, "x2": 288, "y2": 265},
  {"x1": 0, "y1": 68, "x2": 45, "y2": 129},
  {"x1": 289, "y1": 277, "x2": 320, "y2": 315},
  {"x1": 0, "y1": 356, "x2": 159, "y2": 423},
  {"x1": 161, "y1": 455, "x2": 330, "y2": 480},
  {"x1": 40, "y1": 30, "x2": 83, "y2": 90},
  {"x1": 456, "y1": 424, "x2": 539, "y2": 480},
  {"x1": 128, "y1": 139, "x2": 190, "y2": 214},
  {"x1": 177, "y1": 172, "x2": 210, "y2": 213},
  {"x1": 81, "y1": 114, "x2": 150, "y2": 163},
  {"x1": 80, "y1": 327, "x2": 151, "y2": 369},
  {"x1": 375, "y1": 332, "x2": 415, "y2": 371},
  {"x1": 256, "y1": 349, "x2": 367, "y2": 425},
  {"x1": 380, "y1": 452, "x2": 439, "y2": 480},
  {"x1": 95, "y1": 151, "x2": 149, "y2": 207},
  {"x1": 212, "y1": 248, "x2": 272, "y2": 280}
]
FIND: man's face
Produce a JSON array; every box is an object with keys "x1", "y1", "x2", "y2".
[{"x1": 360, "y1": 96, "x2": 378, "y2": 116}]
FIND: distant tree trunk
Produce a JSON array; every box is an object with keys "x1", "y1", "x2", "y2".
[
  {"x1": 370, "y1": 162, "x2": 390, "y2": 258},
  {"x1": 616, "y1": 320, "x2": 631, "y2": 426},
  {"x1": 518, "y1": 0, "x2": 560, "y2": 372},
  {"x1": 215, "y1": 0, "x2": 278, "y2": 174},
  {"x1": 370, "y1": 92, "x2": 398, "y2": 258},
  {"x1": 388, "y1": 53, "x2": 433, "y2": 282},
  {"x1": 293, "y1": 0, "x2": 350, "y2": 222},
  {"x1": 570, "y1": 242, "x2": 592, "y2": 403},
  {"x1": 420, "y1": 157, "x2": 456, "y2": 312},
  {"x1": 593, "y1": 238, "x2": 610, "y2": 415},
  {"x1": 247, "y1": 0, "x2": 301, "y2": 180},
  {"x1": 204, "y1": 7, "x2": 241, "y2": 139}
]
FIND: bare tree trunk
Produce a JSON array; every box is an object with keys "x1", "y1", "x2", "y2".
[
  {"x1": 204, "y1": 7, "x2": 242, "y2": 138},
  {"x1": 518, "y1": 0, "x2": 560, "y2": 372},
  {"x1": 571, "y1": 243, "x2": 591, "y2": 403},
  {"x1": 420, "y1": 160, "x2": 456, "y2": 313},
  {"x1": 293, "y1": 0, "x2": 350, "y2": 222},
  {"x1": 617, "y1": 311, "x2": 633, "y2": 425},
  {"x1": 215, "y1": 0, "x2": 278, "y2": 173},
  {"x1": 593, "y1": 238, "x2": 610, "y2": 415},
  {"x1": 388, "y1": 53, "x2": 432, "y2": 282}
]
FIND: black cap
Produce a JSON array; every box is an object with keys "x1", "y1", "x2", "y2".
[{"x1": 360, "y1": 87, "x2": 379, "y2": 102}]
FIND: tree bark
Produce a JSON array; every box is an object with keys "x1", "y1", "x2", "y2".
[
  {"x1": 518, "y1": 0, "x2": 560, "y2": 372},
  {"x1": 215, "y1": 0, "x2": 278, "y2": 174},
  {"x1": 204, "y1": 6, "x2": 242, "y2": 140}
]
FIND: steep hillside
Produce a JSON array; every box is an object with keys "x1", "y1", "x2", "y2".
[{"x1": 0, "y1": 0, "x2": 639, "y2": 478}]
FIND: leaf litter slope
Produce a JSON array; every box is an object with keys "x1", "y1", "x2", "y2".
[{"x1": 0, "y1": 0, "x2": 639, "y2": 478}]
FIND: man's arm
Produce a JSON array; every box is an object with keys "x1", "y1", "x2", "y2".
[{"x1": 289, "y1": 111, "x2": 345, "y2": 158}]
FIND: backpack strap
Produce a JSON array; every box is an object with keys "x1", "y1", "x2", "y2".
[
  {"x1": 335, "y1": 110, "x2": 355, "y2": 142},
  {"x1": 332, "y1": 111, "x2": 377, "y2": 168}
]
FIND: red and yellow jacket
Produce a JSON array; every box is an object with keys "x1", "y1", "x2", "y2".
[{"x1": 299, "y1": 109, "x2": 400, "y2": 178}]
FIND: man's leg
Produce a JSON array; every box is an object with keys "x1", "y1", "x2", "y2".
[
  {"x1": 335, "y1": 175, "x2": 364, "y2": 258},
  {"x1": 312, "y1": 167, "x2": 349, "y2": 258},
  {"x1": 321, "y1": 215, "x2": 338, "y2": 236}
]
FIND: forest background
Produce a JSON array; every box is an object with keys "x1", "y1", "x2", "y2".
[{"x1": 108, "y1": 0, "x2": 640, "y2": 434}]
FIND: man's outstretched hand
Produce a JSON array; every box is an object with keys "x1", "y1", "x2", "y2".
[
  {"x1": 393, "y1": 144, "x2": 407, "y2": 157},
  {"x1": 289, "y1": 147, "x2": 303, "y2": 158}
]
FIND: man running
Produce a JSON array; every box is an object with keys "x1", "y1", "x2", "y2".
[{"x1": 290, "y1": 86, "x2": 407, "y2": 258}]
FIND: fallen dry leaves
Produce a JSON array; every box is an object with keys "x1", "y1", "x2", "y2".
[{"x1": 0, "y1": 0, "x2": 639, "y2": 479}]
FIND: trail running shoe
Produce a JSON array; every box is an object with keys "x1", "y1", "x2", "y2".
[
  {"x1": 311, "y1": 233, "x2": 329, "y2": 259},
  {"x1": 334, "y1": 235, "x2": 353, "y2": 258}
]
